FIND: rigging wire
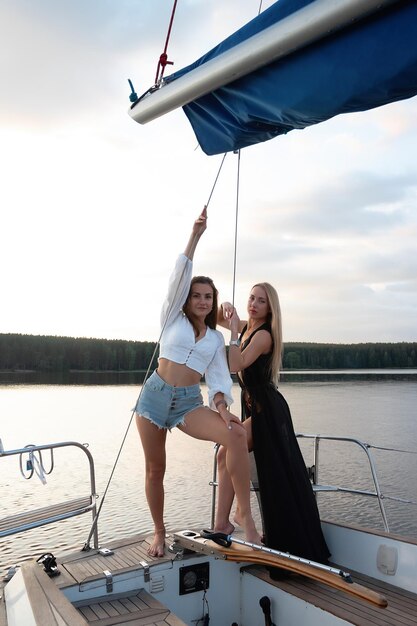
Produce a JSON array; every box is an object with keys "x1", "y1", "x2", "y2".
[
  {"x1": 231, "y1": 150, "x2": 241, "y2": 307},
  {"x1": 84, "y1": 153, "x2": 229, "y2": 548},
  {"x1": 205, "y1": 153, "x2": 227, "y2": 208},
  {"x1": 230, "y1": 0, "x2": 264, "y2": 304},
  {"x1": 369, "y1": 443, "x2": 417, "y2": 455}
]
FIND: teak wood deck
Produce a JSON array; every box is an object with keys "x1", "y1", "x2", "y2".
[
  {"x1": 248, "y1": 565, "x2": 417, "y2": 626},
  {"x1": 74, "y1": 588, "x2": 186, "y2": 625},
  {"x1": 2, "y1": 532, "x2": 417, "y2": 625}
]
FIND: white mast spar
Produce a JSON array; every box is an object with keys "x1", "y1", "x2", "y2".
[{"x1": 129, "y1": 0, "x2": 400, "y2": 125}]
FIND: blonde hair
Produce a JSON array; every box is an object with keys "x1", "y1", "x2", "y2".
[{"x1": 252, "y1": 282, "x2": 283, "y2": 384}]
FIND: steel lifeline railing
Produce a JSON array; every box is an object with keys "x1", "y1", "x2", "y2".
[
  {"x1": 210, "y1": 434, "x2": 417, "y2": 532},
  {"x1": 295, "y1": 434, "x2": 389, "y2": 530},
  {"x1": 0, "y1": 440, "x2": 99, "y2": 548}
]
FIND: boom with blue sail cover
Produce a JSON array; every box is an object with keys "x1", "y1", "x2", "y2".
[{"x1": 129, "y1": 0, "x2": 417, "y2": 155}]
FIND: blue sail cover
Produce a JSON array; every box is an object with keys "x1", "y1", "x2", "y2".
[{"x1": 166, "y1": 0, "x2": 417, "y2": 155}]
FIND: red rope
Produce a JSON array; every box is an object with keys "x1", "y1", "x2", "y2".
[{"x1": 155, "y1": 0, "x2": 178, "y2": 84}]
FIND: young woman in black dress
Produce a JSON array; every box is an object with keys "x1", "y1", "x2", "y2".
[{"x1": 215, "y1": 283, "x2": 330, "y2": 564}]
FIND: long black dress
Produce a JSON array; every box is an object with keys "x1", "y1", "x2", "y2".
[{"x1": 239, "y1": 323, "x2": 330, "y2": 564}]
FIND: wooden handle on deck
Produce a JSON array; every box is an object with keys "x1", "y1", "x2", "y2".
[{"x1": 205, "y1": 540, "x2": 388, "y2": 608}]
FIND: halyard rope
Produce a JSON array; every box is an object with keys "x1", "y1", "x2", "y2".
[{"x1": 155, "y1": 0, "x2": 179, "y2": 85}]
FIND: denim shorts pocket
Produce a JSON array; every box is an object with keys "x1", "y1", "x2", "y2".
[
  {"x1": 146, "y1": 372, "x2": 165, "y2": 393},
  {"x1": 148, "y1": 380, "x2": 164, "y2": 392}
]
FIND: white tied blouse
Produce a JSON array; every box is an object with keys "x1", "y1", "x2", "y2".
[{"x1": 158, "y1": 254, "x2": 233, "y2": 409}]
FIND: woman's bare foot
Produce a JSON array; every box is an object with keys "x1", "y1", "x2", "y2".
[
  {"x1": 245, "y1": 527, "x2": 263, "y2": 546},
  {"x1": 233, "y1": 508, "x2": 242, "y2": 528},
  {"x1": 214, "y1": 521, "x2": 235, "y2": 535},
  {"x1": 148, "y1": 529, "x2": 166, "y2": 557},
  {"x1": 241, "y1": 515, "x2": 263, "y2": 546}
]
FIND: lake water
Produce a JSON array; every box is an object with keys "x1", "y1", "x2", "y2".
[{"x1": 1, "y1": 373, "x2": 417, "y2": 572}]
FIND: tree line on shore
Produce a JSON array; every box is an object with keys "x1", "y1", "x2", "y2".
[{"x1": 1, "y1": 333, "x2": 416, "y2": 372}]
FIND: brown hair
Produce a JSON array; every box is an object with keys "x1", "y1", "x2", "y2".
[{"x1": 183, "y1": 276, "x2": 218, "y2": 335}]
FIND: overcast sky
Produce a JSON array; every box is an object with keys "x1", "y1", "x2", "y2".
[{"x1": 1, "y1": 0, "x2": 416, "y2": 344}]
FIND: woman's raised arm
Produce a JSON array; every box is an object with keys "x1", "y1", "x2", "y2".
[{"x1": 184, "y1": 206, "x2": 207, "y2": 260}]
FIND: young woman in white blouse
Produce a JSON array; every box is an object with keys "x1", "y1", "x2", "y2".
[{"x1": 135, "y1": 207, "x2": 261, "y2": 557}]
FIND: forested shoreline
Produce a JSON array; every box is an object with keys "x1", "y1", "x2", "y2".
[{"x1": 1, "y1": 333, "x2": 416, "y2": 372}]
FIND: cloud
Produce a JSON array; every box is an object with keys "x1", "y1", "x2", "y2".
[
  {"x1": 1, "y1": 0, "x2": 416, "y2": 343},
  {"x1": 387, "y1": 280, "x2": 417, "y2": 294},
  {"x1": 0, "y1": 0, "x2": 267, "y2": 129},
  {"x1": 268, "y1": 171, "x2": 415, "y2": 236},
  {"x1": 0, "y1": 1, "x2": 171, "y2": 127}
]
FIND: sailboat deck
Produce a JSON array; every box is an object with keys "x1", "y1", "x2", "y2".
[
  {"x1": 56, "y1": 533, "x2": 179, "y2": 587},
  {"x1": 73, "y1": 588, "x2": 187, "y2": 625},
  {"x1": 2, "y1": 531, "x2": 417, "y2": 625},
  {"x1": 248, "y1": 564, "x2": 417, "y2": 626}
]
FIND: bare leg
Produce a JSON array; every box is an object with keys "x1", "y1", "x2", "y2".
[
  {"x1": 136, "y1": 415, "x2": 167, "y2": 557},
  {"x1": 214, "y1": 445, "x2": 235, "y2": 534},
  {"x1": 215, "y1": 417, "x2": 253, "y2": 534},
  {"x1": 179, "y1": 408, "x2": 261, "y2": 545}
]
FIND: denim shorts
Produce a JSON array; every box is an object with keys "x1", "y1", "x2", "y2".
[{"x1": 135, "y1": 370, "x2": 204, "y2": 430}]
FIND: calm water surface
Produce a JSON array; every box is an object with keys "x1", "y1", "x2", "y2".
[{"x1": 1, "y1": 375, "x2": 417, "y2": 572}]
